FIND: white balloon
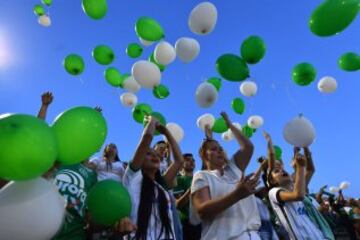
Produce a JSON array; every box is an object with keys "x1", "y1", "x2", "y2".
[
  {"x1": 329, "y1": 186, "x2": 340, "y2": 193},
  {"x1": 339, "y1": 181, "x2": 350, "y2": 190},
  {"x1": 283, "y1": 114, "x2": 316, "y2": 147},
  {"x1": 165, "y1": 123, "x2": 184, "y2": 143},
  {"x1": 175, "y1": 37, "x2": 200, "y2": 63},
  {"x1": 195, "y1": 82, "x2": 218, "y2": 108},
  {"x1": 154, "y1": 41, "x2": 176, "y2": 66},
  {"x1": 120, "y1": 92, "x2": 138, "y2": 107},
  {"x1": 247, "y1": 115, "x2": 264, "y2": 129},
  {"x1": 123, "y1": 76, "x2": 141, "y2": 93},
  {"x1": 222, "y1": 131, "x2": 233, "y2": 141},
  {"x1": 139, "y1": 38, "x2": 154, "y2": 46},
  {"x1": 0, "y1": 178, "x2": 66, "y2": 240},
  {"x1": 38, "y1": 15, "x2": 51, "y2": 27},
  {"x1": 196, "y1": 113, "x2": 215, "y2": 130},
  {"x1": 240, "y1": 81, "x2": 258, "y2": 97},
  {"x1": 132, "y1": 60, "x2": 161, "y2": 88},
  {"x1": 189, "y1": 2, "x2": 217, "y2": 35},
  {"x1": 318, "y1": 76, "x2": 337, "y2": 93}
]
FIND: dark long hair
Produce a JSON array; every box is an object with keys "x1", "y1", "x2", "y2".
[
  {"x1": 135, "y1": 170, "x2": 174, "y2": 240},
  {"x1": 102, "y1": 143, "x2": 120, "y2": 171}
]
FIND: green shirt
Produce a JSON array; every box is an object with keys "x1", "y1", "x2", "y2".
[
  {"x1": 52, "y1": 164, "x2": 97, "y2": 240},
  {"x1": 173, "y1": 175, "x2": 193, "y2": 222}
]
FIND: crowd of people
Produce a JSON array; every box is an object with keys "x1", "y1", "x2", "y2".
[{"x1": 1, "y1": 91, "x2": 359, "y2": 240}]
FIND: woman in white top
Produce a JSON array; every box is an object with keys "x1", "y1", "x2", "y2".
[
  {"x1": 191, "y1": 112, "x2": 261, "y2": 240},
  {"x1": 89, "y1": 143, "x2": 126, "y2": 182},
  {"x1": 262, "y1": 132, "x2": 326, "y2": 240},
  {"x1": 123, "y1": 116, "x2": 184, "y2": 240}
]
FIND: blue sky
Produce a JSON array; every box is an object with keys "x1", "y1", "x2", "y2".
[{"x1": 0, "y1": 0, "x2": 359, "y2": 196}]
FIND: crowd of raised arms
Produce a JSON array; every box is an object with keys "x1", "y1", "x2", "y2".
[{"x1": 1, "y1": 91, "x2": 359, "y2": 240}]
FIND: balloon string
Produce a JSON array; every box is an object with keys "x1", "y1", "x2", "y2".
[
  {"x1": 79, "y1": 77, "x2": 84, "y2": 85},
  {"x1": 285, "y1": 80, "x2": 301, "y2": 112}
]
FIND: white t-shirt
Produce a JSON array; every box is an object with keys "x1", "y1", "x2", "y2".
[
  {"x1": 123, "y1": 167, "x2": 176, "y2": 240},
  {"x1": 268, "y1": 187, "x2": 326, "y2": 240},
  {"x1": 190, "y1": 158, "x2": 261, "y2": 240},
  {"x1": 89, "y1": 157, "x2": 125, "y2": 182}
]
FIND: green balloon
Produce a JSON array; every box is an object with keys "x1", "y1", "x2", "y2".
[
  {"x1": 231, "y1": 98, "x2": 245, "y2": 114},
  {"x1": 41, "y1": 0, "x2": 52, "y2": 6},
  {"x1": 309, "y1": 0, "x2": 359, "y2": 37},
  {"x1": 135, "y1": 17, "x2": 164, "y2": 41},
  {"x1": 63, "y1": 54, "x2": 85, "y2": 76},
  {"x1": 207, "y1": 77, "x2": 222, "y2": 91},
  {"x1": 87, "y1": 180, "x2": 131, "y2": 226},
  {"x1": 104, "y1": 67, "x2": 122, "y2": 87},
  {"x1": 242, "y1": 124, "x2": 254, "y2": 138},
  {"x1": 216, "y1": 54, "x2": 250, "y2": 81},
  {"x1": 119, "y1": 73, "x2": 130, "y2": 88},
  {"x1": 338, "y1": 52, "x2": 360, "y2": 71},
  {"x1": 153, "y1": 84, "x2": 170, "y2": 99},
  {"x1": 82, "y1": 0, "x2": 107, "y2": 20},
  {"x1": 241, "y1": 36, "x2": 266, "y2": 64},
  {"x1": 0, "y1": 114, "x2": 57, "y2": 181},
  {"x1": 34, "y1": 4, "x2": 45, "y2": 16},
  {"x1": 126, "y1": 43, "x2": 143, "y2": 58},
  {"x1": 132, "y1": 103, "x2": 152, "y2": 124},
  {"x1": 292, "y1": 63, "x2": 317, "y2": 86},
  {"x1": 52, "y1": 107, "x2": 107, "y2": 165},
  {"x1": 92, "y1": 45, "x2": 115, "y2": 65},
  {"x1": 273, "y1": 145, "x2": 282, "y2": 160},
  {"x1": 212, "y1": 117, "x2": 229, "y2": 133},
  {"x1": 149, "y1": 53, "x2": 166, "y2": 72}
]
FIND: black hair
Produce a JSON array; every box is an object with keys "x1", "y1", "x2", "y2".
[
  {"x1": 135, "y1": 170, "x2": 174, "y2": 240},
  {"x1": 154, "y1": 140, "x2": 167, "y2": 147},
  {"x1": 183, "y1": 153, "x2": 194, "y2": 158},
  {"x1": 103, "y1": 144, "x2": 120, "y2": 171}
]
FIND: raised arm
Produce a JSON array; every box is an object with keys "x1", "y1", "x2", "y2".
[
  {"x1": 158, "y1": 124, "x2": 184, "y2": 187},
  {"x1": 303, "y1": 147, "x2": 315, "y2": 187},
  {"x1": 192, "y1": 173, "x2": 259, "y2": 220},
  {"x1": 129, "y1": 117, "x2": 157, "y2": 171},
  {"x1": 263, "y1": 131, "x2": 275, "y2": 172},
  {"x1": 176, "y1": 189, "x2": 191, "y2": 209},
  {"x1": 278, "y1": 153, "x2": 306, "y2": 202},
  {"x1": 220, "y1": 112, "x2": 254, "y2": 172},
  {"x1": 37, "y1": 91, "x2": 53, "y2": 120}
]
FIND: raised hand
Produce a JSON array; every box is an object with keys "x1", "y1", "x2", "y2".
[
  {"x1": 235, "y1": 173, "x2": 260, "y2": 198},
  {"x1": 114, "y1": 217, "x2": 137, "y2": 236},
  {"x1": 155, "y1": 122, "x2": 168, "y2": 135},
  {"x1": 204, "y1": 124, "x2": 213, "y2": 140},
  {"x1": 220, "y1": 111, "x2": 232, "y2": 126},
  {"x1": 41, "y1": 91, "x2": 53, "y2": 106},
  {"x1": 262, "y1": 130, "x2": 272, "y2": 143},
  {"x1": 294, "y1": 153, "x2": 306, "y2": 168}
]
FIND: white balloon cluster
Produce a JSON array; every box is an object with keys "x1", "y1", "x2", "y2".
[
  {"x1": 38, "y1": 15, "x2": 51, "y2": 27},
  {"x1": 240, "y1": 81, "x2": 258, "y2": 97},
  {"x1": 120, "y1": 92, "x2": 138, "y2": 108},
  {"x1": 154, "y1": 41, "x2": 176, "y2": 66},
  {"x1": 195, "y1": 82, "x2": 218, "y2": 108},
  {"x1": 283, "y1": 114, "x2": 316, "y2": 147},
  {"x1": 0, "y1": 178, "x2": 66, "y2": 240},
  {"x1": 132, "y1": 60, "x2": 161, "y2": 89},
  {"x1": 197, "y1": 113, "x2": 215, "y2": 130},
  {"x1": 189, "y1": 2, "x2": 218, "y2": 35},
  {"x1": 317, "y1": 76, "x2": 337, "y2": 93},
  {"x1": 165, "y1": 123, "x2": 184, "y2": 143},
  {"x1": 247, "y1": 115, "x2": 264, "y2": 129}
]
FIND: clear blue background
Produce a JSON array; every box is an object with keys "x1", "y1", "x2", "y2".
[{"x1": 0, "y1": 0, "x2": 359, "y2": 196}]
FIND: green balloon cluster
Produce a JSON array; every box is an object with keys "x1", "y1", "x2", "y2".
[
  {"x1": 92, "y1": 45, "x2": 115, "y2": 65},
  {"x1": 216, "y1": 54, "x2": 249, "y2": 81},
  {"x1": 292, "y1": 62, "x2": 317, "y2": 86},
  {"x1": 104, "y1": 67, "x2": 122, "y2": 87},
  {"x1": 242, "y1": 125, "x2": 255, "y2": 138},
  {"x1": 149, "y1": 53, "x2": 166, "y2": 72},
  {"x1": 338, "y1": 52, "x2": 360, "y2": 71},
  {"x1": 52, "y1": 107, "x2": 107, "y2": 165},
  {"x1": 273, "y1": 145, "x2": 282, "y2": 160},
  {"x1": 0, "y1": 114, "x2": 57, "y2": 181},
  {"x1": 231, "y1": 98, "x2": 245, "y2": 114},
  {"x1": 132, "y1": 103, "x2": 152, "y2": 124},
  {"x1": 212, "y1": 117, "x2": 229, "y2": 133},
  {"x1": 309, "y1": 0, "x2": 359, "y2": 37},
  {"x1": 241, "y1": 36, "x2": 266, "y2": 64},
  {"x1": 82, "y1": 0, "x2": 107, "y2": 20},
  {"x1": 42, "y1": 0, "x2": 52, "y2": 6},
  {"x1": 135, "y1": 17, "x2": 164, "y2": 41},
  {"x1": 63, "y1": 54, "x2": 85, "y2": 76},
  {"x1": 153, "y1": 84, "x2": 170, "y2": 99},
  {"x1": 207, "y1": 77, "x2": 222, "y2": 91},
  {"x1": 33, "y1": 4, "x2": 45, "y2": 16},
  {"x1": 126, "y1": 43, "x2": 143, "y2": 58},
  {"x1": 87, "y1": 180, "x2": 132, "y2": 226}
]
